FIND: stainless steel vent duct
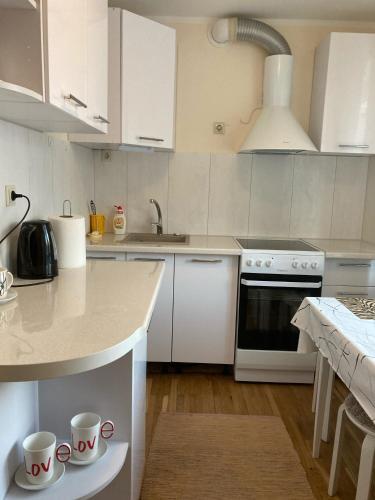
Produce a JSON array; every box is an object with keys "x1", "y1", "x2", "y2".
[
  {"x1": 235, "y1": 18, "x2": 291, "y2": 55},
  {"x1": 209, "y1": 18, "x2": 317, "y2": 153}
]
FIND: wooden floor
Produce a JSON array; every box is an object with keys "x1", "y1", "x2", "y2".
[{"x1": 146, "y1": 364, "x2": 375, "y2": 500}]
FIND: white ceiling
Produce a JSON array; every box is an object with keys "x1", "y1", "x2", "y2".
[{"x1": 109, "y1": 0, "x2": 375, "y2": 22}]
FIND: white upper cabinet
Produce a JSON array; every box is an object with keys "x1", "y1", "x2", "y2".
[
  {"x1": 310, "y1": 32, "x2": 375, "y2": 154},
  {"x1": 122, "y1": 10, "x2": 176, "y2": 150},
  {"x1": 85, "y1": 0, "x2": 109, "y2": 132},
  {"x1": 45, "y1": 0, "x2": 88, "y2": 121},
  {"x1": 0, "y1": 0, "x2": 108, "y2": 133},
  {"x1": 71, "y1": 9, "x2": 176, "y2": 150}
]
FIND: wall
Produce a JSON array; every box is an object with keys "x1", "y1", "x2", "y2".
[
  {"x1": 0, "y1": 120, "x2": 94, "y2": 270},
  {"x1": 156, "y1": 18, "x2": 375, "y2": 153},
  {"x1": 94, "y1": 151, "x2": 368, "y2": 239}
]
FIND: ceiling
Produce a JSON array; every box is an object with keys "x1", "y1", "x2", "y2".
[{"x1": 109, "y1": 0, "x2": 375, "y2": 22}]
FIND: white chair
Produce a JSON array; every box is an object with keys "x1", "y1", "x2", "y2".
[{"x1": 329, "y1": 393, "x2": 375, "y2": 500}]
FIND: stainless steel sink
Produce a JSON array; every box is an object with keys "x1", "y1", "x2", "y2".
[{"x1": 125, "y1": 233, "x2": 189, "y2": 244}]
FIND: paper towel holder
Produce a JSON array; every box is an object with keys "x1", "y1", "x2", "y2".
[{"x1": 61, "y1": 199, "x2": 73, "y2": 219}]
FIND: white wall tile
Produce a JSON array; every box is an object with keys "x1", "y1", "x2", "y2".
[
  {"x1": 0, "y1": 119, "x2": 94, "y2": 269},
  {"x1": 168, "y1": 153, "x2": 210, "y2": 234},
  {"x1": 127, "y1": 152, "x2": 169, "y2": 233},
  {"x1": 94, "y1": 151, "x2": 127, "y2": 232},
  {"x1": 290, "y1": 155, "x2": 336, "y2": 238},
  {"x1": 331, "y1": 156, "x2": 368, "y2": 239},
  {"x1": 248, "y1": 155, "x2": 294, "y2": 237},
  {"x1": 28, "y1": 131, "x2": 54, "y2": 220},
  {"x1": 362, "y1": 157, "x2": 375, "y2": 243},
  {"x1": 208, "y1": 154, "x2": 252, "y2": 236}
]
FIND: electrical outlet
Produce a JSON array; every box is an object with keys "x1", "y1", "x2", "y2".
[
  {"x1": 101, "y1": 150, "x2": 112, "y2": 162},
  {"x1": 5, "y1": 185, "x2": 15, "y2": 207}
]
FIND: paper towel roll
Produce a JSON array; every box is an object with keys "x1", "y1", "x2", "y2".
[{"x1": 49, "y1": 215, "x2": 86, "y2": 269}]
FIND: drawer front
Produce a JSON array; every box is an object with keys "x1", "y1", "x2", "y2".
[
  {"x1": 86, "y1": 251, "x2": 126, "y2": 261},
  {"x1": 324, "y1": 259, "x2": 375, "y2": 286},
  {"x1": 322, "y1": 285, "x2": 375, "y2": 298}
]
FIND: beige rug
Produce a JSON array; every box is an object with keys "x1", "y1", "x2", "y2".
[{"x1": 141, "y1": 413, "x2": 315, "y2": 500}]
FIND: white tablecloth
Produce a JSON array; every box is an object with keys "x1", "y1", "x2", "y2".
[{"x1": 292, "y1": 297, "x2": 375, "y2": 422}]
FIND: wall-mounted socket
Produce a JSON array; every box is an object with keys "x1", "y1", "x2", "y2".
[
  {"x1": 213, "y1": 122, "x2": 225, "y2": 135},
  {"x1": 5, "y1": 185, "x2": 15, "y2": 207},
  {"x1": 101, "y1": 150, "x2": 112, "y2": 162}
]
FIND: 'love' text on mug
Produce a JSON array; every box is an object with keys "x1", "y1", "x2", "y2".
[{"x1": 25, "y1": 457, "x2": 51, "y2": 477}]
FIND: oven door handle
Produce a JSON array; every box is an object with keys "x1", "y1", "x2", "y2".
[{"x1": 241, "y1": 279, "x2": 322, "y2": 289}]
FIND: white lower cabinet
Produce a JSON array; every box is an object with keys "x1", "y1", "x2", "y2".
[
  {"x1": 172, "y1": 255, "x2": 238, "y2": 364},
  {"x1": 127, "y1": 253, "x2": 174, "y2": 362},
  {"x1": 322, "y1": 285, "x2": 375, "y2": 298},
  {"x1": 323, "y1": 258, "x2": 375, "y2": 298}
]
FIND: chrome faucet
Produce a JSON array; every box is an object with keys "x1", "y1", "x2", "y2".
[{"x1": 149, "y1": 198, "x2": 163, "y2": 235}]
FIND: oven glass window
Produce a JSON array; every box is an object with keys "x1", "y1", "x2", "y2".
[{"x1": 238, "y1": 283, "x2": 320, "y2": 351}]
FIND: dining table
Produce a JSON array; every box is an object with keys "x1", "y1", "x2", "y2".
[{"x1": 292, "y1": 296, "x2": 375, "y2": 458}]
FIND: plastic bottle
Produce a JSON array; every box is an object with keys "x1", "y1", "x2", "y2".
[{"x1": 113, "y1": 205, "x2": 126, "y2": 235}]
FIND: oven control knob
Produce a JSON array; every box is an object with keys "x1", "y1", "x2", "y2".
[
  {"x1": 246, "y1": 259, "x2": 254, "y2": 267},
  {"x1": 292, "y1": 261, "x2": 299, "y2": 269},
  {"x1": 301, "y1": 262, "x2": 308, "y2": 269},
  {"x1": 256, "y1": 260, "x2": 263, "y2": 267},
  {"x1": 311, "y1": 262, "x2": 318, "y2": 270},
  {"x1": 265, "y1": 260, "x2": 272, "y2": 268}
]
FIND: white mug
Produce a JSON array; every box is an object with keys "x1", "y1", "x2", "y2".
[
  {"x1": 71, "y1": 412, "x2": 114, "y2": 461},
  {"x1": 0, "y1": 267, "x2": 13, "y2": 298},
  {"x1": 23, "y1": 431, "x2": 71, "y2": 485}
]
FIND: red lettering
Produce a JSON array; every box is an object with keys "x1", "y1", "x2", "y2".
[
  {"x1": 32, "y1": 464, "x2": 40, "y2": 477},
  {"x1": 78, "y1": 440, "x2": 86, "y2": 452},
  {"x1": 41, "y1": 457, "x2": 51, "y2": 473},
  {"x1": 87, "y1": 436, "x2": 96, "y2": 450}
]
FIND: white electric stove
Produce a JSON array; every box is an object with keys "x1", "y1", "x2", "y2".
[{"x1": 235, "y1": 238, "x2": 324, "y2": 383}]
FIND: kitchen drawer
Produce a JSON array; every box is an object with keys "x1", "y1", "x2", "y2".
[
  {"x1": 86, "y1": 251, "x2": 126, "y2": 261},
  {"x1": 324, "y1": 259, "x2": 375, "y2": 286},
  {"x1": 322, "y1": 285, "x2": 375, "y2": 298}
]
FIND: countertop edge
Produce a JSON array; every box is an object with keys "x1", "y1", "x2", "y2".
[{"x1": 86, "y1": 244, "x2": 241, "y2": 256}]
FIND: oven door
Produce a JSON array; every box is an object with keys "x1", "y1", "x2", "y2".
[{"x1": 237, "y1": 273, "x2": 322, "y2": 351}]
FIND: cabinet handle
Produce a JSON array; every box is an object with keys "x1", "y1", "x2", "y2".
[
  {"x1": 190, "y1": 259, "x2": 223, "y2": 263},
  {"x1": 133, "y1": 258, "x2": 166, "y2": 262},
  {"x1": 138, "y1": 136, "x2": 164, "y2": 142},
  {"x1": 86, "y1": 256, "x2": 117, "y2": 260},
  {"x1": 337, "y1": 291, "x2": 369, "y2": 296},
  {"x1": 338, "y1": 263, "x2": 371, "y2": 268},
  {"x1": 94, "y1": 115, "x2": 110, "y2": 124},
  {"x1": 338, "y1": 144, "x2": 369, "y2": 149},
  {"x1": 64, "y1": 94, "x2": 88, "y2": 108}
]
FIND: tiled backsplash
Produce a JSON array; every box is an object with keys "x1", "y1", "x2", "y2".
[
  {"x1": 0, "y1": 119, "x2": 94, "y2": 270},
  {"x1": 94, "y1": 151, "x2": 369, "y2": 239}
]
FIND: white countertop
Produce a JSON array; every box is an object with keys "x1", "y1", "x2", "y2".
[
  {"x1": 86, "y1": 233, "x2": 241, "y2": 256},
  {"x1": 0, "y1": 261, "x2": 164, "y2": 382},
  {"x1": 305, "y1": 239, "x2": 375, "y2": 259}
]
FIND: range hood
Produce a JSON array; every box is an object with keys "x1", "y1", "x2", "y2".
[{"x1": 210, "y1": 18, "x2": 317, "y2": 153}]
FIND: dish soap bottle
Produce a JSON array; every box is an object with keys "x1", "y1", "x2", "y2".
[{"x1": 113, "y1": 205, "x2": 126, "y2": 235}]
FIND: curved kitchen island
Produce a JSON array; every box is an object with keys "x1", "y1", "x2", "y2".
[{"x1": 0, "y1": 260, "x2": 164, "y2": 500}]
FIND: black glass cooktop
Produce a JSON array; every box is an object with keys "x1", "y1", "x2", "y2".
[{"x1": 236, "y1": 238, "x2": 318, "y2": 252}]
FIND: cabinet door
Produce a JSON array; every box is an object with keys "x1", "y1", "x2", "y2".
[
  {"x1": 86, "y1": 0, "x2": 108, "y2": 132},
  {"x1": 322, "y1": 33, "x2": 375, "y2": 153},
  {"x1": 122, "y1": 10, "x2": 176, "y2": 150},
  {"x1": 322, "y1": 285, "x2": 375, "y2": 298},
  {"x1": 172, "y1": 255, "x2": 238, "y2": 364},
  {"x1": 45, "y1": 0, "x2": 88, "y2": 120},
  {"x1": 127, "y1": 253, "x2": 174, "y2": 362}
]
